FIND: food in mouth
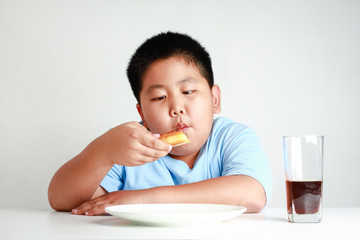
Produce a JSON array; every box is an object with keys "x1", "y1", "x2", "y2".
[{"x1": 159, "y1": 130, "x2": 190, "y2": 147}]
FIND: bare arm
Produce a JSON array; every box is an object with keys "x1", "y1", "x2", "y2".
[
  {"x1": 48, "y1": 122, "x2": 171, "y2": 211},
  {"x1": 47, "y1": 145, "x2": 113, "y2": 211},
  {"x1": 153, "y1": 175, "x2": 266, "y2": 212},
  {"x1": 73, "y1": 175, "x2": 266, "y2": 215}
]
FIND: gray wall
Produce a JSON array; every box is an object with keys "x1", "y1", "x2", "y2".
[{"x1": 1, "y1": 0, "x2": 359, "y2": 209}]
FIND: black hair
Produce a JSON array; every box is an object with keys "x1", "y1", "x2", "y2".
[{"x1": 127, "y1": 31, "x2": 214, "y2": 103}]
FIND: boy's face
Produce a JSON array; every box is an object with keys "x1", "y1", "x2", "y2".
[{"x1": 137, "y1": 56, "x2": 221, "y2": 157}]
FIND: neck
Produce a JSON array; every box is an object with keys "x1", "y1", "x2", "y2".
[{"x1": 169, "y1": 151, "x2": 200, "y2": 169}]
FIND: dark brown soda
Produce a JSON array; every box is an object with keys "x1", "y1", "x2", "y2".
[{"x1": 286, "y1": 180, "x2": 322, "y2": 214}]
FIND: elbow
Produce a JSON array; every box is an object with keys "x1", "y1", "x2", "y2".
[
  {"x1": 224, "y1": 175, "x2": 268, "y2": 213},
  {"x1": 244, "y1": 189, "x2": 267, "y2": 213},
  {"x1": 48, "y1": 194, "x2": 72, "y2": 212},
  {"x1": 48, "y1": 190, "x2": 64, "y2": 212},
  {"x1": 48, "y1": 199, "x2": 61, "y2": 212},
  {"x1": 245, "y1": 177, "x2": 268, "y2": 213},
  {"x1": 245, "y1": 199, "x2": 266, "y2": 213},
  {"x1": 48, "y1": 185, "x2": 71, "y2": 212},
  {"x1": 231, "y1": 191, "x2": 266, "y2": 213},
  {"x1": 48, "y1": 184, "x2": 58, "y2": 211}
]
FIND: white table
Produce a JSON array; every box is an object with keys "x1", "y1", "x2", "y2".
[{"x1": 0, "y1": 208, "x2": 358, "y2": 239}]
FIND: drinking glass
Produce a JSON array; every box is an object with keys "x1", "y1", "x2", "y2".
[{"x1": 283, "y1": 135, "x2": 324, "y2": 223}]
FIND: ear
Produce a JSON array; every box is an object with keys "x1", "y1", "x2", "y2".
[
  {"x1": 211, "y1": 84, "x2": 221, "y2": 114},
  {"x1": 136, "y1": 103, "x2": 148, "y2": 128}
]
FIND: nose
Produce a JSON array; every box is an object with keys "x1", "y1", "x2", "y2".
[
  {"x1": 171, "y1": 109, "x2": 184, "y2": 117},
  {"x1": 169, "y1": 101, "x2": 185, "y2": 117}
]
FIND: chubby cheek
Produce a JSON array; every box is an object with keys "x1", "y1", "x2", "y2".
[
  {"x1": 189, "y1": 98, "x2": 213, "y2": 124},
  {"x1": 142, "y1": 108, "x2": 171, "y2": 134},
  {"x1": 187, "y1": 100, "x2": 213, "y2": 136}
]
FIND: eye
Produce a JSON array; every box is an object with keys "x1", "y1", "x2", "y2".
[
  {"x1": 183, "y1": 90, "x2": 195, "y2": 95},
  {"x1": 151, "y1": 95, "x2": 166, "y2": 101}
]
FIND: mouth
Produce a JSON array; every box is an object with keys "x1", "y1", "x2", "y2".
[{"x1": 175, "y1": 122, "x2": 189, "y2": 133}]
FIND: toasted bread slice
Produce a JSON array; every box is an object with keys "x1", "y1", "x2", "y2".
[{"x1": 159, "y1": 130, "x2": 190, "y2": 147}]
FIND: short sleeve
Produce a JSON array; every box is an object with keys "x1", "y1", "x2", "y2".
[
  {"x1": 100, "y1": 164, "x2": 124, "y2": 192},
  {"x1": 221, "y1": 126, "x2": 272, "y2": 202}
]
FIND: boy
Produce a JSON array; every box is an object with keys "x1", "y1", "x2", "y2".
[{"x1": 48, "y1": 32, "x2": 272, "y2": 215}]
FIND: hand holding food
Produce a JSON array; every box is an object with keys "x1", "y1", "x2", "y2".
[{"x1": 94, "y1": 122, "x2": 172, "y2": 166}]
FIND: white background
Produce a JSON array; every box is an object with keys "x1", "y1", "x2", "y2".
[{"x1": 1, "y1": 0, "x2": 359, "y2": 209}]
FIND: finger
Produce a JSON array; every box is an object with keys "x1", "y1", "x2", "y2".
[
  {"x1": 142, "y1": 132, "x2": 172, "y2": 152},
  {"x1": 137, "y1": 142, "x2": 171, "y2": 160},
  {"x1": 126, "y1": 153, "x2": 163, "y2": 166},
  {"x1": 129, "y1": 140, "x2": 170, "y2": 161},
  {"x1": 153, "y1": 134, "x2": 173, "y2": 152},
  {"x1": 72, "y1": 198, "x2": 106, "y2": 215},
  {"x1": 121, "y1": 142, "x2": 166, "y2": 165},
  {"x1": 72, "y1": 202, "x2": 93, "y2": 215},
  {"x1": 83, "y1": 203, "x2": 110, "y2": 216}
]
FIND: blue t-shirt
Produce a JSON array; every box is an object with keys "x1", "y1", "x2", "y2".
[{"x1": 100, "y1": 117, "x2": 272, "y2": 202}]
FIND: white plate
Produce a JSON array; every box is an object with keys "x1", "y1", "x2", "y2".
[{"x1": 105, "y1": 203, "x2": 246, "y2": 226}]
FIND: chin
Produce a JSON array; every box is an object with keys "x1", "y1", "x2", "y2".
[{"x1": 169, "y1": 144, "x2": 199, "y2": 157}]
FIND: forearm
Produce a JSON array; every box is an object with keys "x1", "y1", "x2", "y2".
[
  {"x1": 71, "y1": 175, "x2": 266, "y2": 216},
  {"x1": 48, "y1": 140, "x2": 113, "y2": 211},
  {"x1": 149, "y1": 175, "x2": 266, "y2": 213}
]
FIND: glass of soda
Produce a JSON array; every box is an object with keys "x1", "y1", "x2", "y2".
[{"x1": 283, "y1": 135, "x2": 324, "y2": 223}]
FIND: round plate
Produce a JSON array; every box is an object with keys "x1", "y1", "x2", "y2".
[{"x1": 105, "y1": 203, "x2": 247, "y2": 226}]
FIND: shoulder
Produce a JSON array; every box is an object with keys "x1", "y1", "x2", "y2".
[
  {"x1": 211, "y1": 117, "x2": 253, "y2": 140},
  {"x1": 203, "y1": 117, "x2": 253, "y2": 154},
  {"x1": 206, "y1": 117, "x2": 263, "y2": 155},
  {"x1": 213, "y1": 117, "x2": 249, "y2": 131}
]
